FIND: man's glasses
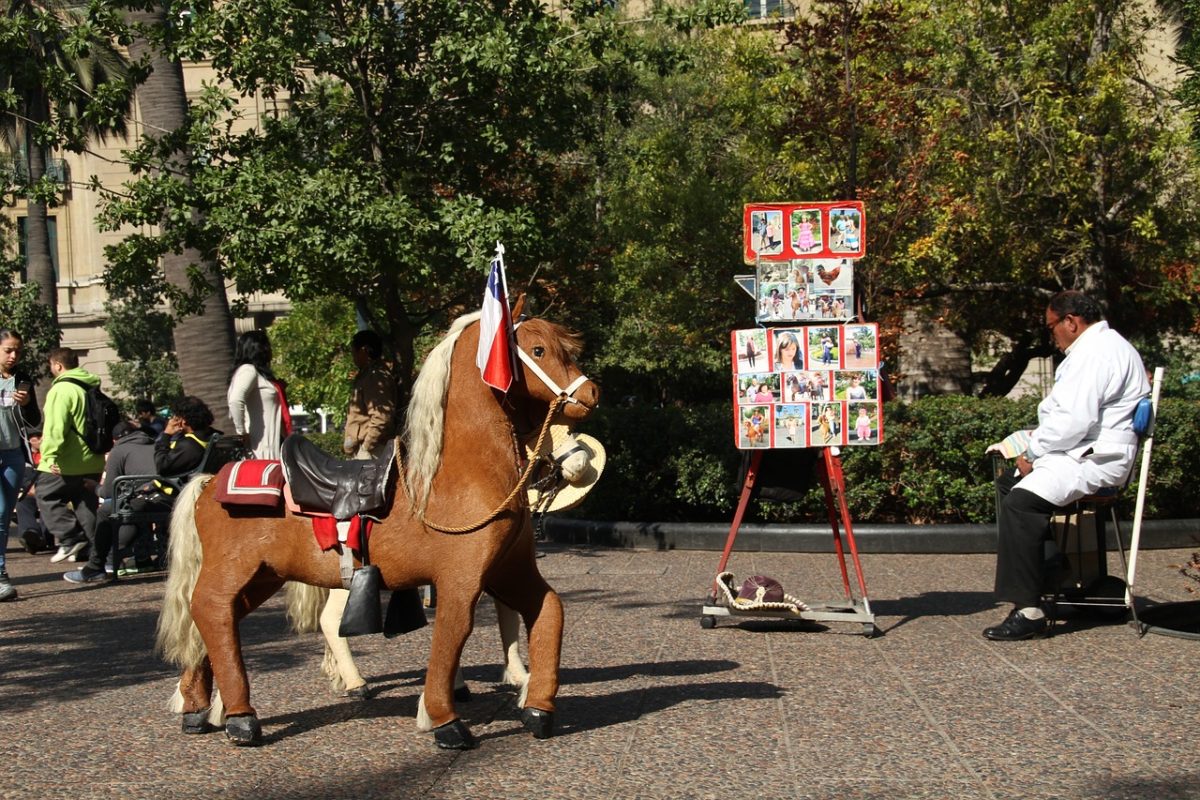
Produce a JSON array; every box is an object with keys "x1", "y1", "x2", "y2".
[{"x1": 1046, "y1": 314, "x2": 1072, "y2": 331}]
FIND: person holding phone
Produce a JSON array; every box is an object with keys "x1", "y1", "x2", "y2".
[{"x1": 0, "y1": 329, "x2": 41, "y2": 601}]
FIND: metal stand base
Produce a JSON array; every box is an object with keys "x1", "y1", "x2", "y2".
[
  {"x1": 702, "y1": 448, "x2": 876, "y2": 637},
  {"x1": 700, "y1": 601, "x2": 877, "y2": 636}
]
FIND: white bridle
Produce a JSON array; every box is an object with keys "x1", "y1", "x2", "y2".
[{"x1": 513, "y1": 322, "x2": 591, "y2": 404}]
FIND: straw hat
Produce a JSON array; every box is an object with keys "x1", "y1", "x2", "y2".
[{"x1": 526, "y1": 425, "x2": 606, "y2": 513}]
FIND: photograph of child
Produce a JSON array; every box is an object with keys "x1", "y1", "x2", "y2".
[
  {"x1": 734, "y1": 329, "x2": 769, "y2": 373},
  {"x1": 774, "y1": 404, "x2": 809, "y2": 448},
  {"x1": 843, "y1": 324, "x2": 879, "y2": 369},
  {"x1": 828, "y1": 208, "x2": 862, "y2": 254},
  {"x1": 771, "y1": 328, "x2": 805, "y2": 371},
  {"x1": 739, "y1": 405, "x2": 771, "y2": 448},
  {"x1": 811, "y1": 258, "x2": 853, "y2": 292},
  {"x1": 810, "y1": 402, "x2": 846, "y2": 447},
  {"x1": 807, "y1": 326, "x2": 841, "y2": 370},
  {"x1": 848, "y1": 402, "x2": 879, "y2": 445},
  {"x1": 834, "y1": 371, "x2": 879, "y2": 402},
  {"x1": 792, "y1": 370, "x2": 829, "y2": 401},
  {"x1": 757, "y1": 282, "x2": 789, "y2": 321},
  {"x1": 750, "y1": 209, "x2": 784, "y2": 257},
  {"x1": 790, "y1": 209, "x2": 823, "y2": 254}
]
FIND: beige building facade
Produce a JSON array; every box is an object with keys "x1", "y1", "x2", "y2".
[{"x1": 1, "y1": 60, "x2": 289, "y2": 390}]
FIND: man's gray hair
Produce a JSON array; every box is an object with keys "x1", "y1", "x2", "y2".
[{"x1": 1048, "y1": 290, "x2": 1103, "y2": 324}]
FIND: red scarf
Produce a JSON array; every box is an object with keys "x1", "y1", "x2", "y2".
[{"x1": 273, "y1": 380, "x2": 293, "y2": 437}]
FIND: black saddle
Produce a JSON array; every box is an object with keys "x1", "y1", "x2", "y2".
[{"x1": 280, "y1": 434, "x2": 396, "y2": 520}]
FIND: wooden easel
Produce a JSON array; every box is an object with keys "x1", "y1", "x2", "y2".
[{"x1": 701, "y1": 447, "x2": 876, "y2": 636}]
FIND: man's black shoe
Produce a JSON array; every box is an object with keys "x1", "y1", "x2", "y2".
[{"x1": 983, "y1": 608, "x2": 1047, "y2": 641}]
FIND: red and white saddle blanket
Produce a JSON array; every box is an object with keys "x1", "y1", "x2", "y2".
[{"x1": 212, "y1": 460, "x2": 371, "y2": 551}]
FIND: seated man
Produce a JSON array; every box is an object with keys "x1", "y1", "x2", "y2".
[
  {"x1": 64, "y1": 397, "x2": 216, "y2": 584},
  {"x1": 88, "y1": 421, "x2": 159, "y2": 573},
  {"x1": 984, "y1": 291, "x2": 1148, "y2": 641}
]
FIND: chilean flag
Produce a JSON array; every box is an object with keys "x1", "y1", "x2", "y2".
[{"x1": 476, "y1": 244, "x2": 514, "y2": 392}]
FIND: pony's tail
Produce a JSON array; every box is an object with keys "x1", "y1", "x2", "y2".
[
  {"x1": 285, "y1": 582, "x2": 328, "y2": 634},
  {"x1": 155, "y1": 475, "x2": 215, "y2": 670}
]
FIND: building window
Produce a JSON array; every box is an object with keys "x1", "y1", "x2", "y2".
[
  {"x1": 745, "y1": 0, "x2": 793, "y2": 19},
  {"x1": 16, "y1": 216, "x2": 59, "y2": 284}
]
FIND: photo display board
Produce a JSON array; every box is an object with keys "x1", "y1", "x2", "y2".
[
  {"x1": 743, "y1": 201, "x2": 866, "y2": 264},
  {"x1": 755, "y1": 257, "x2": 855, "y2": 324},
  {"x1": 731, "y1": 323, "x2": 884, "y2": 449}
]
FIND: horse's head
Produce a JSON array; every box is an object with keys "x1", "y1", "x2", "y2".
[{"x1": 511, "y1": 318, "x2": 599, "y2": 421}]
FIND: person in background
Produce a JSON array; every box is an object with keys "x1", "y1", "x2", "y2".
[
  {"x1": 64, "y1": 398, "x2": 215, "y2": 584},
  {"x1": 134, "y1": 399, "x2": 164, "y2": 437},
  {"x1": 37, "y1": 348, "x2": 105, "y2": 569},
  {"x1": 343, "y1": 330, "x2": 397, "y2": 460},
  {"x1": 0, "y1": 329, "x2": 41, "y2": 601},
  {"x1": 228, "y1": 330, "x2": 291, "y2": 459},
  {"x1": 88, "y1": 420, "x2": 159, "y2": 576}
]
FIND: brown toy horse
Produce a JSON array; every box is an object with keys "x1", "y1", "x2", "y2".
[{"x1": 156, "y1": 310, "x2": 599, "y2": 748}]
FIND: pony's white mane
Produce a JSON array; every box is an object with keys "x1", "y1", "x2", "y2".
[{"x1": 403, "y1": 311, "x2": 481, "y2": 512}]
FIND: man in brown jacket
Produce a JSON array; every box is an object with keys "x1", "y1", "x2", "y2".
[{"x1": 343, "y1": 330, "x2": 398, "y2": 460}]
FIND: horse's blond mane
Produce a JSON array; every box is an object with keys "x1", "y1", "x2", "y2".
[{"x1": 403, "y1": 311, "x2": 481, "y2": 512}]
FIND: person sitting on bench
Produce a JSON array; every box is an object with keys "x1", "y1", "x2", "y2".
[
  {"x1": 984, "y1": 291, "x2": 1148, "y2": 641},
  {"x1": 64, "y1": 397, "x2": 216, "y2": 585}
]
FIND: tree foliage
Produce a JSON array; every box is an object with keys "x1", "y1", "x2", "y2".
[
  {"x1": 268, "y1": 296, "x2": 357, "y2": 426},
  {"x1": 99, "y1": 0, "x2": 602, "y2": 385},
  {"x1": 0, "y1": 0, "x2": 133, "y2": 325},
  {"x1": 103, "y1": 298, "x2": 181, "y2": 407}
]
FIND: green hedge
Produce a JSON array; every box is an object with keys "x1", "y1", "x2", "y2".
[{"x1": 569, "y1": 397, "x2": 1200, "y2": 524}]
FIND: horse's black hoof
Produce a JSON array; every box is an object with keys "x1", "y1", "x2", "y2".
[
  {"x1": 521, "y1": 706, "x2": 555, "y2": 739},
  {"x1": 453, "y1": 684, "x2": 472, "y2": 703},
  {"x1": 181, "y1": 708, "x2": 216, "y2": 735},
  {"x1": 225, "y1": 714, "x2": 262, "y2": 746},
  {"x1": 344, "y1": 684, "x2": 373, "y2": 700},
  {"x1": 432, "y1": 719, "x2": 477, "y2": 750}
]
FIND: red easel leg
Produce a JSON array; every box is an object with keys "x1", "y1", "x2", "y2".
[
  {"x1": 818, "y1": 449, "x2": 854, "y2": 600},
  {"x1": 711, "y1": 450, "x2": 763, "y2": 601},
  {"x1": 825, "y1": 449, "x2": 873, "y2": 609}
]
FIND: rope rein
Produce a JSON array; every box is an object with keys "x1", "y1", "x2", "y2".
[{"x1": 417, "y1": 395, "x2": 567, "y2": 534}]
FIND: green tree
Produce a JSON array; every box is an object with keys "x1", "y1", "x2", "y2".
[
  {"x1": 103, "y1": 298, "x2": 181, "y2": 408},
  {"x1": 268, "y1": 296, "x2": 357, "y2": 427},
  {"x1": 873, "y1": 0, "x2": 1200, "y2": 393},
  {"x1": 100, "y1": 0, "x2": 600, "y2": 388},
  {"x1": 0, "y1": 0, "x2": 132, "y2": 332},
  {"x1": 117, "y1": 4, "x2": 238, "y2": 429}
]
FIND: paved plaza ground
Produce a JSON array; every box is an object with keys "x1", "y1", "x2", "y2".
[{"x1": 2, "y1": 540, "x2": 1198, "y2": 800}]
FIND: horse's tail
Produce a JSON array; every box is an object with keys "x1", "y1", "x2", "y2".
[
  {"x1": 155, "y1": 474, "x2": 215, "y2": 670},
  {"x1": 284, "y1": 582, "x2": 328, "y2": 634}
]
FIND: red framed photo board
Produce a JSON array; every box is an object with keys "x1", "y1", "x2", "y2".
[
  {"x1": 743, "y1": 201, "x2": 866, "y2": 264},
  {"x1": 732, "y1": 323, "x2": 883, "y2": 449}
]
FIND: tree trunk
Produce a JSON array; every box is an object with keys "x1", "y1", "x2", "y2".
[
  {"x1": 127, "y1": 8, "x2": 237, "y2": 431},
  {"x1": 23, "y1": 100, "x2": 58, "y2": 324},
  {"x1": 894, "y1": 309, "x2": 972, "y2": 399}
]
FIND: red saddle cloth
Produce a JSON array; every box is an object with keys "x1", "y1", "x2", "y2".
[
  {"x1": 212, "y1": 460, "x2": 370, "y2": 551},
  {"x1": 213, "y1": 460, "x2": 284, "y2": 507}
]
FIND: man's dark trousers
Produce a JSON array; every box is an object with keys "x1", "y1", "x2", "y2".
[
  {"x1": 35, "y1": 472, "x2": 100, "y2": 550},
  {"x1": 994, "y1": 470, "x2": 1060, "y2": 608}
]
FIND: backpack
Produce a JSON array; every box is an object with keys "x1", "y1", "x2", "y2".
[{"x1": 60, "y1": 377, "x2": 122, "y2": 455}]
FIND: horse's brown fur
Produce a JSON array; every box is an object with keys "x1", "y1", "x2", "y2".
[{"x1": 160, "y1": 314, "x2": 598, "y2": 735}]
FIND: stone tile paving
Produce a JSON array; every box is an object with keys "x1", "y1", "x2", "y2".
[{"x1": 1, "y1": 541, "x2": 1198, "y2": 800}]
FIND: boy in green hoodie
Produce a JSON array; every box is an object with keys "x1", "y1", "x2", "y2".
[{"x1": 37, "y1": 348, "x2": 107, "y2": 569}]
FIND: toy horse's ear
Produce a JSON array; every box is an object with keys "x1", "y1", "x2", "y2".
[{"x1": 511, "y1": 293, "x2": 526, "y2": 321}]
